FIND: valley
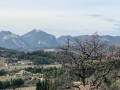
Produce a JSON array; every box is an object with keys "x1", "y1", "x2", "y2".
[{"x1": 1, "y1": 33, "x2": 120, "y2": 90}]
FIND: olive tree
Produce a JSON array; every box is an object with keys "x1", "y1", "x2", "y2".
[{"x1": 58, "y1": 33, "x2": 120, "y2": 89}]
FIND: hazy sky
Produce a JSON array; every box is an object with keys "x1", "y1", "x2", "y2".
[{"x1": 0, "y1": 0, "x2": 120, "y2": 37}]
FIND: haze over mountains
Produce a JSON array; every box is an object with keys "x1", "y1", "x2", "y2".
[{"x1": 0, "y1": 29, "x2": 120, "y2": 51}]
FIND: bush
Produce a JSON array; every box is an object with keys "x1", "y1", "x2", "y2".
[
  {"x1": 0, "y1": 78, "x2": 24, "y2": 89},
  {"x1": 0, "y1": 69, "x2": 6, "y2": 76},
  {"x1": 11, "y1": 78, "x2": 24, "y2": 87}
]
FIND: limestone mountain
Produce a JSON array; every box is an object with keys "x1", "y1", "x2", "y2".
[
  {"x1": 0, "y1": 30, "x2": 120, "y2": 50},
  {"x1": 21, "y1": 29, "x2": 58, "y2": 48},
  {"x1": 0, "y1": 31, "x2": 26, "y2": 49},
  {"x1": 57, "y1": 35, "x2": 120, "y2": 45}
]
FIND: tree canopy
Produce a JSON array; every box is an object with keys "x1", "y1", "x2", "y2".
[{"x1": 57, "y1": 33, "x2": 120, "y2": 89}]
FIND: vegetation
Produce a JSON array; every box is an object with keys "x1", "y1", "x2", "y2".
[
  {"x1": 1, "y1": 33, "x2": 120, "y2": 89},
  {"x1": 36, "y1": 80, "x2": 57, "y2": 90},
  {"x1": 0, "y1": 78, "x2": 24, "y2": 89},
  {"x1": 13, "y1": 50, "x2": 53, "y2": 64},
  {"x1": 0, "y1": 47, "x2": 54, "y2": 65},
  {"x1": 0, "y1": 47, "x2": 18, "y2": 57},
  {"x1": 57, "y1": 33, "x2": 120, "y2": 89},
  {"x1": 0, "y1": 69, "x2": 6, "y2": 76},
  {"x1": 25, "y1": 67, "x2": 65, "y2": 78}
]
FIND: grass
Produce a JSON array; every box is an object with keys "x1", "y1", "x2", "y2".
[
  {"x1": 7, "y1": 64, "x2": 62, "y2": 71},
  {"x1": 8, "y1": 86, "x2": 36, "y2": 90},
  {"x1": 39, "y1": 64, "x2": 62, "y2": 68},
  {"x1": 0, "y1": 76, "x2": 15, "y2": 81},
  {"x1": 0, "y1": 58, "x2": 7, "y2": 70},
  {"x1": 0, "y1": 57, "x2": 62, "y2": 70}
]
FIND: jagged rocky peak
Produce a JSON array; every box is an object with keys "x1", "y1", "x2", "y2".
[
  {"x1": 0, "y1": 31, "x2": 12, "y2": 37},
  {"x1": 32, "y1": 29, "x2": 42, "y2": 32},
  {"x1": 24, "y1": 29, "x2": 48, "y2": 36},
  {"x1": 0, "y1": 31, "x2": 18, "y2": 39},
  {"x1": 0, "y1": 31, "x2": 26, "y2": 49},
  {"x1": 21, "y1": 29, "x2": 58, "y2": 48},
  {"x1": 0, "y1": 29, "x2": 120, "y2": 50}
]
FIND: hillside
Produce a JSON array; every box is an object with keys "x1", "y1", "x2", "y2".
[{"x1": 0, "y1": 30, "x2": 120, "y2": 51}]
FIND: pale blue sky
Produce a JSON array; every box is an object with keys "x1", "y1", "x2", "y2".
[{"x1": 0, "y1": 0, "x2": 120, "y2": 37}]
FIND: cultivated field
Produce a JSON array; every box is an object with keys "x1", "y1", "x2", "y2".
[{"x1": 8, "y1": 86, "x2": 36, "y2": 90}]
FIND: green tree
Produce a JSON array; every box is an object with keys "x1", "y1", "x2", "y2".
[
  {"x1": 0, "y1": 69, "x2": 6, "y2": 76},
  {"x1": 36, "y1": 80, "x2": 56, "y2": 90},
  {"x1": 36, "y1": 80, "x2": 42, "y2": 90},
  {"x1": 11, "y1": 78, "x2": 24, "y2": 87},
  {"x1": 2, "y1": 81, "x2": 10, "y2": 89},
  {"x1": 0, "y1": 81, "x2": 3, "y2": 89}
]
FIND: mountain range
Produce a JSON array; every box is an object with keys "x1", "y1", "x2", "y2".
[{"x1": 0, "y1": 29, "x2": 120, "y2": 51}]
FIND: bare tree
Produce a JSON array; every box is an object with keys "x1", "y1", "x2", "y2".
[{"x1": 57, "y1": 33, "x2": 120, "y2": 89}]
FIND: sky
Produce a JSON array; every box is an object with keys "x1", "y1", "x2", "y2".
[{"x1": 0, "y1": 0, "x2": 120, "y2": 37}]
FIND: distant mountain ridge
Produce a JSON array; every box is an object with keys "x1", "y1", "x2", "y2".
[
  {"x1": 0, "y1": 30, "x2": 58, "y2": 50},
  {"x1": 0, "y1": 31, "x2": 27, "y2": 49},
  {"x1": 0, "y1": 29, "x2": 120, "y2": 50},
  {"x1": 21, "y1": 29, "x2": 58, "y2": 48},
  {"x1": 57, "y1": 35, "x2": 120, "y2": 45}
]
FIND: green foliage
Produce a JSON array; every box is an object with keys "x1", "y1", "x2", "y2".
[
  {"x1": 43, "y1": 67, "x2": 65, "y2": 78},
  {"x1": 0, "y1": 69, "x2": 6, "y2": 76},
  {"x1": 0, "y1": 47, "x2": 18, "y2": 57},
  {"x1": 0, "y1": 47, "x2": 54, "y2": 65},
  {"x1": 0, "y1": 78, "x2": 24, "y2": 89},
  {"x1": 25, "y1": 67, "x2": 65, "y2": 78},
  {"x1": 2, "y1": 81, "x2": 11, "y2": 89},
  {"x1": 13, "y1": 50, "x2": 53, "y2": 65},
  {"x1": 25, "y1": 67, "x2": 42, "y2": 73},
  {"x1": 11, "y1": 78, "x2": 24, "y2": 87},
  {"x1": 36, "y1": 80, "x2": 56, "y2": 90},
  {"x1": 0, "y1": 81, "x2": 3, "y2": 89}
]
